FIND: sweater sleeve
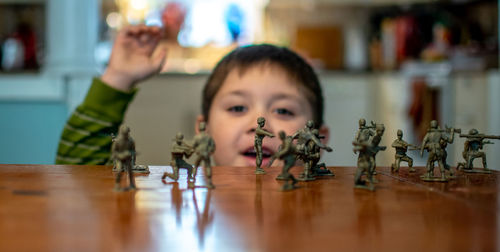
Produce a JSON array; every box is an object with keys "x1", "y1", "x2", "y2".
[{"x1": 55, "y1": 78, "x2": 137, "y2": 165}]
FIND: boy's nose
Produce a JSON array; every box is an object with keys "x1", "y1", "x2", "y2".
[{"x1": 246, "y1": 116, "x2": 275, "y2": 135}]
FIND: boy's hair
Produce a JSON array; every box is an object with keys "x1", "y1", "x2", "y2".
[{"x1": 202, "y1": 44, "x2": 325, "y2": 127}]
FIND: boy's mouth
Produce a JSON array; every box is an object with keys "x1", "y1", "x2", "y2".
[
  {"x1": 241, "y1": 147, "x2": 274, "y2": 166},
  {"x1": 242, "y1": 148, "x2": 272, "y2": 158}
]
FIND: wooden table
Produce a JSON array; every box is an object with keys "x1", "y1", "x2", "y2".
[{"x1": 0, "y1": 164, "x2": 497, "y2": 252}]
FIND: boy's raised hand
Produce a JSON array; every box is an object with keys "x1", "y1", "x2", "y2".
[{"x1": 101, "y1": 25, "x2": 167, "y2": 92}]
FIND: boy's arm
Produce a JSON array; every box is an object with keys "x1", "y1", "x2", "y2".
[
  {"x1": 56, "y1": 25, "x2": 166, "y2": 165},
  {"x1": 55, "y1": 78, "x2": 137, "y2": 165}
]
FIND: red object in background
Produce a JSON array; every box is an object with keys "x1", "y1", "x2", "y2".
[
  {"x1": 395, "y1": 16, "x2": 420, "y2": 64},
  {"x1": 12, "y1": 23, "x2": 39, "y2": 69},
  {"x1": 161, "y1": 2, "x2": 186, "y2": 41},
  {"x1": 408, "y1": 77, "x2": 440, "y2": 141}
]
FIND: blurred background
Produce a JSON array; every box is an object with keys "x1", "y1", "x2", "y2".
[{"x1": 0, "y1": 0, "x2": 498, "y2": 169}]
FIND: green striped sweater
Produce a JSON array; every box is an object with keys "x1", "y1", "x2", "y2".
[{"x1": 56, "y1": 78, "x2": 136, "y2": 165}]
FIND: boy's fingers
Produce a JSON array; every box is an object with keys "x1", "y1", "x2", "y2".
[
  {"x1": 125, "y1": 25, "x2": 142, "y2": 36},
  {"x1": 139, "y1": 33, "x2": 150, "y2": 43}
]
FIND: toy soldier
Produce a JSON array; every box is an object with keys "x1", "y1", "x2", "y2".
[
  {"x1": 391, "y1": 129, "x2": 417, "y2": 173},
  {"x1": 112, "y1": 125, "x2": 136, "y2": 191},
  {"x1": 353, "y1": 124, "x2": 386, "y2": 191},
  {"x1": 420, "y1": 120, "x2": 458, "y2": 182},
  {"x1": 272, "y1": 131, "x2": 299, "y2": 191},
  {"x1": 293, "y1": 120, "x2": 332, "y2": 181},
  {"x1": 111, "y1": 132, "x2": 149, "y2": 174},
  {"x1": 254, "y1": 117, "x2": 274, "y2": 174},
  {"x1": 354, "y1": 118, "x2": 376, "y2": 143},
  {"x1": 368, "y1": 124, "x2": 386, "y2": 177},
  {"x1": 306, "y1": 129, "x2": 334, "y2": 177},
  {"x1": 162, "y1": 132, "x2": 195, "y2": 182},
  {"x1": 192, "y1": 122, "x2": 216, "y2": 188},
  {"x1": 457, "y1": 129, "x2": 499, "y2": 173}
]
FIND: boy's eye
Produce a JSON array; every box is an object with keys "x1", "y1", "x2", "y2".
[
  {"x1": 228, "y1": 105, "x2": 247, "y2": 113},
  {"x1": 275, "y1": 108, "x2": 294, "y2": 116}
]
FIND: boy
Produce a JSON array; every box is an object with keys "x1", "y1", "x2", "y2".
[{"x1": 56, "y1": 25, "x2": 329, "y2": 167}]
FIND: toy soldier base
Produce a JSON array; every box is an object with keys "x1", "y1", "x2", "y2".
[
  {"x1": 113, "y1": 164, "x2": 150, "y2": 174},
  {"x1": 459, "y1": 165, "x2": 492, "y2": 174},
  {"x1": 311, "y1": 163, "x2": 335, "y2": 177},
  {"x1": 133, "y1": 165, "x2": 150, "y2": 174},
  {"x1": 420, "y1": 172, "x2": 448, "y2": 182}
]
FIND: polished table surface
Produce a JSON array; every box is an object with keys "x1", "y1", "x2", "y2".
[{"x1": 0, "y1": 164, "x2": 498, "y2": 252}]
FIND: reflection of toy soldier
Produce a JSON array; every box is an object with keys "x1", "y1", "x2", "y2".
[
  {"x1": 272, "y1": 131, "x2": 298, "y2": 191},
  {"x1": 112, "y1": 125, "x2": 136, "y2": 191},
  {"x1": 306, "y1": 129, "x2": 334, "y2": 177},
  {"x1": 354, "y1": 118, "x2": 376, "y2": 143},
  {"x1": 192, "y1": 122, "x2": 216, "y2": 188},
  {"x1": 353, "y1": 124, "x2": 386, "y2": 191},
  {"x1": 420, "y1": 120, "x2": 458, "y2": 182},
  {"x1": 254, "y1": 117, "x2": 274, "y2": 174},
  {"x1": 457, "y1": 129, "x2": 499, "y2": 173},
  {"x1": 162, "y1": 132, "x2": 194, "y2": 181},
  {"x1": 391, "y1": 130, "x2": 417, "y2": 173},
  {"x1": 293, "y1": 120, "x2": 332, "y2": 180}
]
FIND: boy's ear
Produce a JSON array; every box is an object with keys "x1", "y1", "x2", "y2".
[
  {"x1": 319, "y1": 124, "x2": 330, "y2": 145},
  {"x1": 195, "y1": 114, "x2": 205, "y2": 134}
]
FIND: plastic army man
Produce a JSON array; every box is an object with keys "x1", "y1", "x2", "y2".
[
  {"x1": 368, "y1": 124, "x2": 386, "y2": 177},
  {"x1": 111, "y1": 132, "x2": 149, "y2": 174},
  {"x1": 254, "y1": 117, "x2": 274, "y2": 174},
  {"x1": 112, "y1": 125, "x2": 136, "y2": 191},
  {"x1": 354, "y1": 118, "x2": 375, "y2": 143},
  {"x1": 353, "y1": 124, "x2": 386, "y2": 191},
  {"x1": 162, "y1": 132, "x2": 195, "y2": 182},
  {"x1": 439, "y1": 126, "x2": 461, "y2": 177},
  {"x1": 458, "y1": 129, "x2": 499, "y2": 173},
  {"x1": 272, "y1": 131, "x2": 299, "y2": 191},
  {"x1": 420, "y1": 120, "x2": 458, "y2": 182},
  {"x1": 306, "y1": 129, "x2": 334, "y2": 177},
  {"x1": 192, "y1": 122, "x2": 216, "y2": 188},
  {"x1": 391, "y1": 129, "x2": 417, "y2": 173},
  {"x1": 293, "y1": 120, "x2": 332, "y2": 180}
]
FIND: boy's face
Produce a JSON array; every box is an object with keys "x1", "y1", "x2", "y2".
[{"x1": 203, "y1": 64, "x2": 314, "y2": 167}]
